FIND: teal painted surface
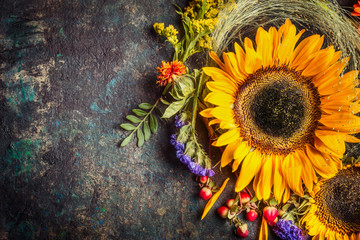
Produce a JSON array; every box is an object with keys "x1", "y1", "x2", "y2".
[{"x1": 1, "y1": 0, "x2": 235, "y2": 239}]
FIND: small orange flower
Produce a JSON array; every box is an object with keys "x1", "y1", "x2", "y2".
[
  {"x1": 351, "y1": 1, "x2": 360, "y2": 16},
  {"x1": 156, "y1": 60, "x2": 186, "y2": 86}
]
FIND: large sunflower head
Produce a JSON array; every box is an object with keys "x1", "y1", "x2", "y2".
[
  {"x1": 200, "y1": 19, "x2": 360, "y2": 202},
  {"x1": 301, "y1": 163, "x2": 360, "y2": 240}
]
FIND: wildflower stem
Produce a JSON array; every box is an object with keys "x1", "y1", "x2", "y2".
[{"x1": 191, "y1": 72, "x2": 206, "y2": 128}]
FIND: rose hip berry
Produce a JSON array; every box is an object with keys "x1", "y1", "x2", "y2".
[
  {"x1": 240, "y1": 192, "x2": 251, "y2": 204},
  {"x1": 199, "y1": 187, "x2": 212, "y2": 200},
  {"x1": 226, "y1": 198, "x2": 235, "y2": 208},
  {"x1": 268, "y1": 217, "x2": 278, "y2": 226},
  {"x1": 217, "y1": 206, "x2": 229, "y2": 219},
  {"x1": 199, "y1": 176, "x2": 208, "y2": 184},
  {"x1": 263, "y1": 206, "x2": 278, "y2": 222},
  {"x1": 236, "y1": 224, "x2": 249, "y2": 238},
  {"x1": 246, "y1": 210, "x2": 258, "y2": 222}
]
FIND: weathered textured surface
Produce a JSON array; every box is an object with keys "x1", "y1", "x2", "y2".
[{"x1": 0, "y1": 0, "x2": 356, "y2": 239}]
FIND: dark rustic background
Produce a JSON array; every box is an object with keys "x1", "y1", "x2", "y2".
[{"x1": 0, "y1": 0, "x2": 356, "y2": 239}]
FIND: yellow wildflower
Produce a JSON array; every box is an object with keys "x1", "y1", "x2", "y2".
[{"x1": 153, "y1": 22, "x2": 164, "y2": 34}]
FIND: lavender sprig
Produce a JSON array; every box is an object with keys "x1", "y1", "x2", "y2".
[
  {"x1": 273, "y1": 219, "x2": 308, "y2": 240},
  {"x1": 170, "y1": 115, "x2": 215, "y2": 177}
]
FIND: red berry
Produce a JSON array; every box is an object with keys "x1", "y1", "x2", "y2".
[
  {"x1": 226, "y1": 198, "x2": 235, "y2": 208},
  {"x1": 236, "y1": 224, "x2": 249, "y2": 238},
  {"x1": 246, "y1": 210, "x2": 258, "y2": 222},
  {"x1": 199, "y1": 176, "x2": 208, "y2": 184},
  {"x1": 199, "y1": 187, "x2": 212, "y2": 200},
  {"x1": 268, "y1": 217, "x2": 278, "y2": 226},
  {"x1": 263, "y1": 206, "x2": 278, "y2": 222},
  {"x1": 240, "y1": 192, "x2": 251, "y2": 204},
  {"x1": 217, "y1": 206, "x2": 229, "y2": 218}
]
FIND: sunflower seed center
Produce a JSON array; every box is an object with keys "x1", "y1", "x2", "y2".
[
  {"x1": 234, "y1": 66, "x2": 321, "y2": 154},
  {"x1": 251, "y1": 80, "x2": 306, "y2": 138}
]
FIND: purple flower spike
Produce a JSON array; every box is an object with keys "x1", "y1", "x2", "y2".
[
  {"x1": 175, "y1": 142, "x2": 185, "y2": 151},
  {"x1": 180, "y1": 155, "x2": 191, "y2": 164},
  {"x1": 273, "y1": 219, "x2": 308, "y2": 240},
  {"x1": 206, "y1": 169, "x2": 215, "y2": 177},
  {"x1": 176, "y1": 150, "x2": 184, "y2": 159},
  {"x1": 187, "y1": 162, "x2": 197, "y2": 172},
  {"x1": 170, "y1": 134, "x2": 177, "y2": 146},
  {"x1": 174, "y1": 115, "x2": 186, "y2": 128},
  {"x1": 199, "y1": 168, "x2": 207, "y2": 177},
  {"x1": 188, "y1": 162, "x2": 202, "y2": 174}
]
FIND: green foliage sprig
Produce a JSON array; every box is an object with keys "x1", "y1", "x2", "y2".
[
  {"x1": 120, "y1": 101, "x2": 160, "y2": 147},
  {"x1": 119, "y1": 0, "x2": 226, "y2": 151}
]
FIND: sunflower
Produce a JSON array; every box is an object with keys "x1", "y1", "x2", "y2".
[
  {"x1": 200, "y1": 19, "x2": 360, "y2": 202},
  {"x1": 301, "y1": 163, "x2": 360, "y2": 240}
]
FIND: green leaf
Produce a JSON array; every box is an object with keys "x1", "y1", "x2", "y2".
[
  {"x1": 162, "y1": 99, "x2": 186, "y2": 118},
  {"x1": 143, "y1": 122, "x2": 151, "y2": 141},
  {"x1": 126, "y1": 115, "x2": 141, "y2": 123},
  {"x1": 177, "y1": 124, "x2": 191, "y2": 143},
  {"x1": 160, "y1": 97, "x2": 170, "y2": 105},
  {"x1": 132, "y1": 108, "x2": 147, "y2": 117},
  {"x1": 120, "y1": 134, "x2": 133, "y2": 147},
  {"x1": 138, "y1": 103, "x2": 153, "y2": 110},
  {"x1": 199, "y1": 0, "x2": 207, "y2": 19},
  {"x1": 149, "y1": 114, "x2": 158, "y2": 133},
  {"x1": 249, "y1": 196, "x2": 258, "y2": 203},
  {"x1": 137, "y1": 128, "x2": 144, "y2": 147},
  {"x1": 120, "y1": 123, "x2": 136, "y2": 131},
  {"x1": 282, "y1": 203, "x2": 291, "y2": 212},
  {"x1": 269, "y1": 198, "x2": 278, "y2": 207}
]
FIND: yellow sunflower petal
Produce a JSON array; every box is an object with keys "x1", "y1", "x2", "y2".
[
  {"x1": 235, "y1": 149, "x2": 263, "y2": 192},
  {"x1": 282, "y1": 152, "x2": 304, "y2": 196},
  {"x1": 206, "y1": 81, "x2": 237, "y2": 95},
  {"x1": 255, "y1": 157, "x2": 273, "y2": 200},
  {"x1": 200, "y1": 108, "x2": 214, "y2": 118},
  {"x1": 319, "y1": 113, "x2": 360, "y2": 133},
  {"x1": 220, "y1": 139, "x2": 242, "y2": 167},
  {"x1": 232, "y1": 141, "x2": 251, "y2": 171},
  {"x1": 313, "y1": 60, "x2": 348, "y2": 95},
  {"x1": 259, "y1": 216, "x2": 268, "y2": 240},
  {"x1": 204, "y1": 92, "x2": 235, "y2": 107},
  {"x1": 223, "y1": 52, "x2": 246, "y2": 81},
  {"x1": 277, "y1": 22, "x2": 304, "y2": 65},
  {"x1": 268, "y1": 27, "x2": 279, "y2": 60},
  {"x1": 305, "y1": 144, "x2": 338, "y2": 178},
  {"x1": 297, "y1": 150, "x2": 317, "y2": 191},
  {"x1": 208, "y1": 119, "x2": 221, "y2": 126},
  {"x1": 244, "y1": 37, "x2": 262, "y2": 74},
  {"x1": 282, "y1": 183, "x2": 291, "y2": 203},
  {"x1": 344, "y1": 134, "x2": 360, "y2": 143},
  {"x1": 301, "y1": 47, "x2": 336, "y2": 77},
  {"x1": 292, "y1": 35, "x2": 324, "y2": 67},
  {"x1": 321, "y1": 100, "x2": 359, "y2": 115},
  {"x1": 234, "y1": 42, "x2": 247, "y2": 75},
  {"x1": 256, "y1": 27, "x2": 273, "y2": 67},
  {"x1": 213, "y1": 128, "x2": 240, "y2": 147},
  {"x1": 314, "y1": 133, "x2": 345, "y2": 158},
  {"x1": 201, "y1": 178, "x2": 229, "y2": 220},
  {"x1": 219, "y1": 120, "x2": 237, "y2": 129},
  {"x1": 272, "y1": 154, "x2": 287, "y2": 202},
  {"x1": 209, "y1": 51, "x2": 225, "y2": 69},
  {"x1": 312, "y1": 57, "x2": 348, "y2": 84},
  {"x1": 211, "y1": 107, "x2": 234, "y2": 122},
  {"x1": 339, "y1": 70, "x2": 359, "y2": 89},
  {"x1": 203, "y1": 67, "x2": 238, "y2": 86}
]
